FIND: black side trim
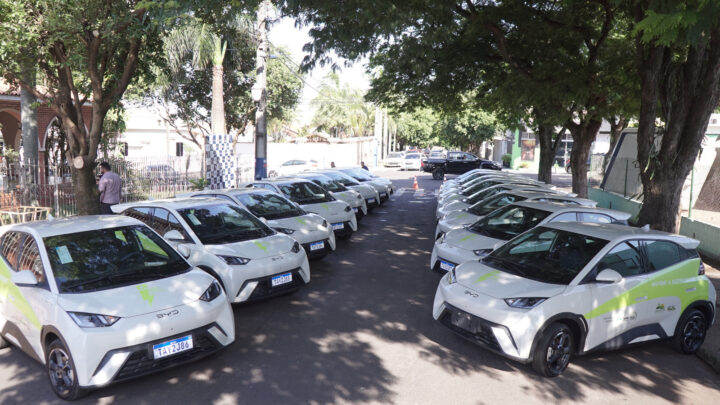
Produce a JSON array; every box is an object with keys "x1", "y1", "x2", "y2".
[
  {"x1": 2, "y1": 320, "x2": 43, "y2": 363},
  {"x1": 528, "y1": 313, "x2": 588, "y2": 361},
  {"x1": 588, "y1": 323, "x2": 668, "y2": 353}
]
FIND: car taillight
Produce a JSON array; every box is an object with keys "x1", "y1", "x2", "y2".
[{"x1": 699, "y1": 262, "x2": 705, "y2": 275}]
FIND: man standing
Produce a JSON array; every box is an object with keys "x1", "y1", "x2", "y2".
[
  {"x1": 98, "y1": 162, "x2": 121, "y2": 214},
  {"x1": 361, "y1": 161, "x2": 369, "y2": 171}
]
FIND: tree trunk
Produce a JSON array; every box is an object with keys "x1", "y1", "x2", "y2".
[
  {"x1": 20, "y1": 66, "x2": 39, "y2": 205},
  {"x1": 603, "y1": 116, "x2": 628, "y2": 172},
  {"x1": 72, "y1": 164, "x2": 100, "y2": 215},
  {"x1": 536, "y1": 124, "x2": 557, "y2": 184},
  {"x1": 211, "y1": 64, "x2": 226, "y2": 135},
  {"x1": 569, "y1": 119, "x2": 602, "y2": 198}
]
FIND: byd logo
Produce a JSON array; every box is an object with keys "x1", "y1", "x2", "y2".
[{"x1": 156, "y1": 309, "x2": 180, "y2": 319}]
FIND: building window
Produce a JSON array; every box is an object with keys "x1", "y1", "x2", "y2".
[
  {"x1": 520, "y1": 132, "x2": 535, "y2": 161},
  {"x1": 176, "y1": 142, "x2": 184, "y2": 157},
  {"x1": 712, "y1": 118, "x2": 717, "y2": 125},
  {"x1": 121, "y1": 142, "x2": 128, "y2": 156}
]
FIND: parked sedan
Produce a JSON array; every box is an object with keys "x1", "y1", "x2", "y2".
[
  {"x1": 336, "y1": 167, "x2": 393, "y2": 202},
  {"x1": 0, "y1": 216, "x2": 235, "y2": 400},
  {"x1": 314, "y1": 170, "x2": 382, "y2": 210},
  {"x1": 403, "y1": 153, "x2": 423, "y2": 171},
  {"x1": 384, "y1": 152, "x2": 406, "y2": 167},
  {"x1": 438, "y1": 178, "x2": 552, "y2": 206},
  {"x1": 178, "y1": 188, "x2": 337, "y2": 259},
  {"x1": 113, "y1": 198, "x2": 311, "y2": 303},
  {"x1": 436, "y1": 184, "x2": 569, "y2": 219},
  {"x1": 430, "y1": 201, "x2": 632, "y2": 273},
  {"x1": 435, "y1": 190, "x2": 598, "y2": 239},
  {"x1": 434, "y1": 222, "x2": 716, "y2": 377},
  {"x1": 288, "y1": 172, "x2": 368, "y2": 219}
]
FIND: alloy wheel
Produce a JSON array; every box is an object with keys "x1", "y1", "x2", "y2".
[
  {"x1": 546, "y1": 330, "x2": 572, "y2": 374},
  {"x1": 682, "y1": 314, "x2": 706, "y2": 352},
  {"x1": 48, "y1": 348, "x2": 75, "y2": 397}
]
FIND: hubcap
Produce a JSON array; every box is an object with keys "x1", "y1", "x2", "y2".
[
  {"x1": 48, "y1": 348, "x2": 74, "y2": 396},
  {"x1": 682, "y1": 314, "x2": 706, "y2": 352},
  {"x1": 546, "y1": 330, "x2": 572, "y2": 374}
]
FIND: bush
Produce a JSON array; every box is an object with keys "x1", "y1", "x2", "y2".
[
  {"x1": 502, "y1": 154, "x2": 511, "y2": 167},
  {"x1": 518, "y1": 162, "x2": 529, "y2": 169}
]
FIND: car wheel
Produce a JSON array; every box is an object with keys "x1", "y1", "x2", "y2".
[
  {"x1": 432, "y1": 168, "x2": 445, "y2": 180},
  {"x1": 532, "y1": 323, "x2": 575, "y2": 377},
  {"x1": 0, "y1": 334, "x2": 8, "y2": 349},
  {"x1": 46, "y1": 339, "x2": 86, "y2": 401},
  {"x1": 672, "y1": 309, "x2": 707, "y2": 354}
]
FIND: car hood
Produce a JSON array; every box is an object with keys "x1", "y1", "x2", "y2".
[
  {"x1": 439, "y1": 201, "x2": 470, "y2": 216},
  {"x1": 332, "y1": 190, "x2": 362, "y2": 206},
  {"x1": 57, "y1": 270, "x2": 213, "y2": 318},
  {"x1": 456, "y1": 261, "x2": 567, "y2": 299},
  {"x1": 203, "y1": 233, "x2": 294, "y2": 259},
  {"x1": 302, "y1": 200, "x2": 351, "y2": 218},
  {"x1": 442, "y1": 211, "x2": 481, "y2": 227},
  {"x1": 347, "y1": 184, "x2": 378, "y2": 198},
  {"x1": 443, "y1": 228, "x2": 502, "y2": 250},
  {"x1": 268, "y1": 213, "x2": 325, "y2": 231}
]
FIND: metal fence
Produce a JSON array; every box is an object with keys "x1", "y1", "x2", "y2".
[{"x1": 0, "y1": 153, "x2": 256, "y2": 220}]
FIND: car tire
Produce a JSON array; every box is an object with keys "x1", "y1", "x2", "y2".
[
  {"x1": 531, "y1": 323, "x2": 575, "y2": 377},
  {"x1": 0, "y1": 334, "x2": 8, "y2": 349},
  {"x1": 432, "y1": 168, "x2": 445, "y2": 180},
  {"x1": 46, "y1": 339, "x2": 87, "y2": 401},
  {"x1": 672, "y1": 308, "x2": 708, "y2": 354}
]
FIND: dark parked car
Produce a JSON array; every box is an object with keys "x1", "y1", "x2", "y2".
[{"x1": 423, "y1": 151, "x2": 502, "y2": 179}]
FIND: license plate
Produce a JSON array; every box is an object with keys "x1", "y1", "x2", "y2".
[
  {"x1": 380, "y1": 192, "x2": 387, "y2": 197},
  {"x1": 353, "y1": 207, "x2": 359, "y2": 213},
  {"x1": 439, "y1": 260, "x2": 455, "y2": 272},
  {"x1": 153, "y1": 335, "x2": 193, "y2": 359},
  {"x1": 368, "y1": 198, "x2": 376, "y2": 203},
  {"x1": 271, "y1": 272, "x2": 293, "y2": 287},
  {"x1": 331, "y1": 222, "x2": 345, "y2": 230},
  {"x1": 310, "y1": 241, "x2": 325, "y2": 251}
]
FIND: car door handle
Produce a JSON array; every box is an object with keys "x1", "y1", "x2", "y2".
[
  {"x1": 635, "y1": 296, "x2": 647, "y2": 301},
  {"x1": 686, "y1": 287, "x2": 696, "y2": 293}
]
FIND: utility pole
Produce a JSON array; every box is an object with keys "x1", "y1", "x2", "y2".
[
  {"x1": 382, "y1": 110, "x2": 389, "y2": 160},
  {"x1": 253, "y1": 0, "x2": 270, "y2": 180},
  {"x1": 373, "y1": 105, "x2": 382, "y2": 167}
]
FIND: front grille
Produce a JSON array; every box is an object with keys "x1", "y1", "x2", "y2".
[
  {"x1": 242, "y1": 269, "x2": 305, "y2": 301},
  {"x1": 108, "y1": 325, "x2": 222, "y2": 383},
  {"x1": 302, "y1": 239, "x2": 331, "y2": 258},
  {"x1": 439, "y1": 303, "x2": 502, "y2": 351}
]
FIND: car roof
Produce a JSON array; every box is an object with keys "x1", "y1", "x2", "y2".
[
  {"x1": 114, "y1": 197, "x2": 229, "y2": 211},
  {"x1": 178, "y1": 187, "x2": 274, "y2": 197},
  {"x1": 540, "y1": 222, "x2": 699, "y2": 248},
  {"x1": 494, "y1": 190, "x2": 594, "y2": 204},
  {"x1": 0, "y1": 215, "x2": 146, "y2": 238},
  {"x1": 239, "y1": 178, "x2": 314, "y2": 185},
  {"x1": 510, "y1": 200, "x2": 631, "y2": 219}
]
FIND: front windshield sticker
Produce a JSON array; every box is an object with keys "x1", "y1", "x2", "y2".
[
  {"x1": 115, "y1": 231, "x2": 127, "y2": 242},
  {"x1": 186, "y1": 212, "x2": 201, "y2": 225},
  {"x1": 55, "y1": 246, "x2": 73, "y2": 264}
]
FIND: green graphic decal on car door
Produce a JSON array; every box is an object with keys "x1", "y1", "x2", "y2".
[
  {"x1": 584, "y1": 259, "x2": 709, "y2": 320},
  {"x1": 0, "y1": 261, "x2": 41, "y2": 330}
]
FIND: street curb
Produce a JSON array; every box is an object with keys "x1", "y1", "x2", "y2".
[{"x1": 698, "y1": 320, "x2": 720, "y2": 374}]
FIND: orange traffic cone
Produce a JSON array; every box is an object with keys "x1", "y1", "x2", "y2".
[{"x1": 413, "y1": 176, "x2": 419, "y2": 190}]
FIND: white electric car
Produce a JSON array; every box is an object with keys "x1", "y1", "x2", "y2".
[
  {"x1": 178, "y1": 189, "x2": 337, "y2": 259},
  {"x1": 113, "y1": 198, "x2": 311, "y2": 303},
  {"x1": 243, "y1": 178, "x2": 358, "y2": 240},
  {"x1": 430, "y1": 201, "x2": 631, "y2": 272},
  {"x1": 435, "y1": 191, "x2": 597, "y2": 238},
  {"x1": 438, "y1": 179, "x2": 552, "y2": 207},
  {"x1": 0, "y1": 216, "x2": 235, "y2": 400},
  {"x1": 384, "y1": 152, "x2": 406, "y2": 167},
  {"x1": 336, "y1": 167, "x2": 394, "y2": 202},
  {"x1": 287, "y1": 172, "x2": 368, "y2": 219},
  {"x1": 439, "y1": 169, "x2": 503, "y2": 191},
  {"x1": 403, "y1": 153, "x2": 423, "y2": 170},
  {"x1": 436, "y1": 183, "x2": 568, "y2": 219},
  {"x1": 434, "y1": 222, "x2": 716, "y2": 377},
  {"x1": 314, "y1": 170, "x2": 382, "y2": 211}
]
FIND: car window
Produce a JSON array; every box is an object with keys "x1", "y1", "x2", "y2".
[
  {"x1": 468, "y1": 194, "x2": 527, "y2": 216},
  {"x1": 468, "y1": 205, "x2": 551, "y2": 241},
  {"x1": 279, "y1": 182, "x2": 335, "y2": 204},
  {"x1": 177, "y1": 204, "x2": 274, "y2": 245},
  {"x1": 551, "y1": 212, "x2": 578, "y2": 222},
  {"x1": 212, "y1": 194, "x2": 237, "y2": 203},
  {"x1": 579, "y1": 212, "x2": 613, "y2": 224},
  {"x1": 296, "y1": 160, "x2": 306, "y2": 165},
  {"x1": 1, "y1": 231, "x2": 22, "y2": 269},
  {"x1": 537, "y1": 198, "x2": 580, "y2": 205},
  {"x1": 596, "y1": 241, "x2": 644, "y2": 277},
  {"x1": 645, "y1": 240, "x2": 684, "y2": 272},
  {"x1": 17, "y1": 235, "x2": 48, "y2": 285},
  {"x1": 123, "y1": 207, "x2": 153, "y2": 227},
  {"x1": 152, "y1": 208, "x2": 191, "y2": 241},
  {"x1": 464, "y1": 153, "x2": 476, "y2": 160},
  {"x1": 281, "y1": 161, "x2": 294, "y2": 166},
  {"x1": 234, "y1": 192, "x2": 305, "y2": 220}
]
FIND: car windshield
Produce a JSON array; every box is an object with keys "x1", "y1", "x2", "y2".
[
  {"x1": 483, "y1": 227, "x2": 608, "y2": 285},
  {"x1": 44, "y1": 225, "x2": 191, "y2": 294},
  {"x1": 178, "y1": 204, "x2": 275, "y2": 244},
  {"x1": 468, "y1": 205, "x2": 551, "y2": 240},
  {"x1": 279, "y1": 181, "x2": 335, "y2": 204},
  {"x1": 388, "y1": 153, "x2": 403, "y2": 158},
  {"x1": 233, "y1": 192, "x2": 305, "y2": 220},
  {"x1": 308, "y1": 176, "x2": 348, "y2": 192},
  {"x1": 465, "y1": 186, "x2": 512, "y2": 204},
  {"x1": 406, "y1": 154, "x2": 421, "y2": 159},
  {"x1": 468, "y1": 194, "x2": 528, "y2": 216},
  {"x1": 341, "y1": 168, "x2": 373, "y2": 181},
  {"x1": 462, "y1": 180, "x2": 502, "y2": 195},
  {"x1": 319, "y1": 171, "x2": 360, "y2": 187}
]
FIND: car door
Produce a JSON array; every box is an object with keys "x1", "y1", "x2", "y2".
[
  {"x1": 464, "y1": 153, "x2": 479, "y2": 171},
  {"x1": 639, "y1": 239, "x2": 688, "y2": 333},
  {"x1": 1, "y1": 232, "x2": 53, "y2": 361},
  {"x1": 583, "y1": 240, "x2": 649, "y2": 351}
]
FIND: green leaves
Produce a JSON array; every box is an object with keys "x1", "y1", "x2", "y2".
[{"x1": 634, "y1": 1, "x2": 720, "y2": 46}]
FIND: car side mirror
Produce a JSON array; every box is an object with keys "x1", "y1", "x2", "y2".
[
  {"x1": 164, "y1": 230, "x2": 185, "y2": 242},
  {"x1": 176, "y1": 244, "x2": 191, "y2": 259},
  {"x1": 12, "y1": 270, "x2": 38, "y2": 286},
  {"x1": 595, "y1": 269, "x2": 622, "y2": 284}
]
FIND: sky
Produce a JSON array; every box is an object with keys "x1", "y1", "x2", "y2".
[{"x1": 268, "y1": 16, "x2": 370, "y2": 127}]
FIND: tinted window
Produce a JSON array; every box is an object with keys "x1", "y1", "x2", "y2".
[
  {"x1": 152, "y1": 208, "x2": 191, "y2": 241},
  {"x1": 341, "y1": 168, "x2": 372, "y2": 181},
  {"x1": 551, "y1": 212, "x2": 578, "y2": 222},
  {"x1": 536, "y1": 198, "x2": 580, "y2": 205},
  {"x1": 234, "y1": 192, "x2": 305, "y2": 220},
  {"x1": 579, "y1": 212, "x2": 613, "y2": 224},
  {"x1": 18, "y1": 236, "x2": 47, "y2": 285},
  {"x1": 124, "y1": 207, "x2": 153, "y2": 226},
  {"x1": 462, "y1": 180, "x2": 501, "y2": 196},
  {"x1": 177, "y1": 204, "x2": 274, "y2": 244},
  {"x1": 484, "y1": 227, "x2": 608, "y2": 285},
  {"x1": 1, "y1": 231, "x2": 22, "y2": 269},
  {"x1": 279, "y1": 182, "x2": 335, "y2": 204},
  {"x1": 645, "y1": 240, "x2": 683, "y2": 271},
  {"x1": 44, "y1": 225, "x2": 190, "y2": 293},
  {"x1": 308, "y1": 176, "x2": 347, "y2": 192},
  {"x1": 319, "y1": 171, "x2": 360, "y2": 186},
  {"x1": 468, "y1": 194, "x2": 527, "y2": 216},
  {"x1": 468, "y1": 205, "x2": 551, "y2": 241},
  {"x1": 596, "y1": 242, "x2": 644, "y2": 277}
]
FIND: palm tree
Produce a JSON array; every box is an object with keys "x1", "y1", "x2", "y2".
[{"x1": 311, "y1": 73, "x2": 374, "y2": 138}]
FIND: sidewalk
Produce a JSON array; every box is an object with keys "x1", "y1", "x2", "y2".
[{"x1": 700, "y1": 264, "x2": 720, "y2": 373}]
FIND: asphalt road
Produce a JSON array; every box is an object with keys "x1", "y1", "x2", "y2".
[{"x1": 1, "y1": 169, "x2": 719, "y2": 404}]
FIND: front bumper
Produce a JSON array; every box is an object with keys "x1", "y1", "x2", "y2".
[
  {"x1": 430, "y1": 241, "x2": 475, "y2": 272},
  {"x1": 301, "y1": 238, "x2": 334, "y2": 259},
  {"x1": 229, "y1": 252, "x2": 311, "y2": 303},
  {"x1": 235, "y1": 268, "x2": 309, "y2": 302}
]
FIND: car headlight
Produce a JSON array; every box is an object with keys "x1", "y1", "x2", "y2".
[
  {"x1": 322, "y1": 220, "x2": 328, "y2": 228},
  {"x1": 273, "y1": 227, "x2": 295, "y2": 235},
  {"x1": 291, "y1": 241, "x2": 301, "y2": 253},
  {"x1": 200, "y1": 280, "x2": 223, "y2": 302},
  {"x1": 473, "y1": 249, "x2": 493, "y2": 257},
  {"x1": 217, "y1": 255, "x2": 251, "y2": 265},
  {"x1": 504, "y1": 297, "x2": 546, "y2": 309},
  {"x1": 344, "y1": 205, "x2": 352, "y2": 212},
  {"x1": 445, "y1": 269, "x2": 457, "y2": 285},
  {"x1": 68, "y1": 312, "x2": 120, "y2": 328}
]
